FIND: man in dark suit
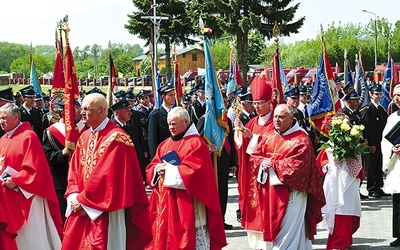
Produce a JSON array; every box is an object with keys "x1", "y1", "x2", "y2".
[
  {"x1": 148, "y1": 84, "x2": 176, "y2": 159},
  {"x1": 111, "y1": 99, "x2": 150, "y2": 183},
  {"x1": 197, "y1": 115, "x2": 238, "y2": 230},
  {"x1": 42, "y1": 102, "x2": 71, "y2": 223},
  {"x1": 188, "y1": 84, "x2": 206, "y2": 126},
  {"x1": 136, "y1": 89, "x2": 152, "y2": 149},
  {"x1": 238, "y1": 92, "x2": 256, "y2": 126},
  {"x1": 19, "y1": 86, "x2": 44, "y2": 140},
  {"x1": 343, "y1": 90, "x2": 363, "y2": 125},
  {"x1": 362, "y1": 85, "x2": 389, "y2": 198}
]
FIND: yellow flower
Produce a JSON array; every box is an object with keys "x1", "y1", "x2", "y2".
[
  {"x1": 341, "y1": 122, "x2": 350, "y2": 131},
  {"x1": 350, "y1": 128, "x2": 359, "y2": 136},
  {"x1": 359, "y1": 125, "x2": 365, "y2": 131}
]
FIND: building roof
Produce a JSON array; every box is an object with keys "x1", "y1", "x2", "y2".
[{"x1": 132, "y1": 47, "x2": 204, "y2": 62}]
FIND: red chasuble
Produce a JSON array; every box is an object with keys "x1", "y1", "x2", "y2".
[
  {"x1": 0, "y1": 122, "x2": 63, "y2": 250},
  {"x1": 251, "y1": 129, "x2": 325, "y2": 241},
  {"x1": 62, "y1": 121, "x2": 152, "y2": 250},
  {"x1": 236, "y1": 115, "x2": 274, "y2": 231},
  {"x1": 146, "y1": 134, "x2": 227, "y2": 250}
]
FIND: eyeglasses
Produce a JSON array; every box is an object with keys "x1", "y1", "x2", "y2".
[
  {"x1": 252, "y1": 100, "x2": 268, "y2": 106},
  {"x1": 80, "y1": 106, "x2": 104, "y2": 112}
]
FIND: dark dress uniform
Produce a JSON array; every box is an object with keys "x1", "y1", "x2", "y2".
[
  {"x1": 42, "y1": 124, "x2": 69, "y2": 223},
  {"x1": 20, "y1": 106, "x2": 44, "y2": 140},
  {"x1": 148, "y1": 106, "x2": 170, "y2": 159},
  {"x1": 112, "y1": 110, "x2": 150, "y2": 182},
  {"x1": 342, "y1": 106, "x2": 363, "y2": 125},
  {"x1": 188, "y1": 99, "x2": 206, "y2": 126},
  {"x1": 362, "y1": 99, "x2": 388, "y2": 195},
  {"x1": 197, "y1": 115, "x2": 238, "y2": 227},
  {"x1": 137, "y1": 104, "x2": 152, "y2": 149}
]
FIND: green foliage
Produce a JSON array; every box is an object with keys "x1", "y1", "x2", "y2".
[
  {"x1": 319, "y1": 118, "x2": 369, "y2": 161},
  {"x1": 210, "y1": 40, "x2": 230, "y2": 69},
  {"x1": 139, "y1": 57, "x2": 151, "y2": 76},
  {"x1": 10, "y1": 54, "x2": 53, "y2": 78}
]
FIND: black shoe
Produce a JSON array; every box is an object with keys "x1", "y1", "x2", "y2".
[
  {"x1": 236, "y1": 209, "x2": 241, "y2": 223},
  {"x1": 224, "y1": 223, "x2": 233, "y2": 230},
  {"x1": 368, "y1": 191, "x2": 382, "y2": 198},
  {"x1": 376, "y1": 189, "x2": 391, "y2": 197},
  {"x1": 390, "y1": 238, "x2": 400, "y2": 246},
  {"x1": 360, "y1": 193, "x2": 369, "y2": 200}
]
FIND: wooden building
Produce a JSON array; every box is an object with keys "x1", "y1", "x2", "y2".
[{"x1": 133, "y1": 47, "x2": 205, "y2": 76}]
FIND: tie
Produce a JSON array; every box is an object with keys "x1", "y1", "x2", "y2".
[
  {"x1": 304, "y1": 104, "x2": 310, "y2": 127},
  {"x1": 304, "y1": 104, "x2": 309, "y2": 119}
]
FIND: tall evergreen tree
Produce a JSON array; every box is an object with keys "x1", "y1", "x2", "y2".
[
  {"x1": 125, "y1": 0, "x2": 196, "y2": 79},
  {"x1": 187, "y1": 0, "x2": 304, "y2": 85}
]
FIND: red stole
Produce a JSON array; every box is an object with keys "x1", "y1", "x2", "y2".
[
  {"x1": 62, "y1": 121, "x2": 151, "y2": 250},
  {"x1": 0, "y1": 122, "x2": 63, "y2": 248},
  {"x1": 146, "y1": 134, "x2": 226, "y2": 250},
  {"x1": 236, "y1": 115, "x2": 274, "y2": 231},
  {"x1": 251, "y1": 129, "x2": 325, "y2": 241}
]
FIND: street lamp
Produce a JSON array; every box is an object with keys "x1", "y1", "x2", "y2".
[{"x1": 362, "y1": 9, "x2": 378, "y2": 67}]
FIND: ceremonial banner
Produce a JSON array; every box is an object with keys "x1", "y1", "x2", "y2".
[
  {"x1": 343, "y1": 57, "x2": 353, "y2": 85},
  {"x1": 106, "y1": 53, "x2": 118, "y2": 107},
  {"x1": 64, "y1": 44, "x2": 81, "y2": 150},
  {"x1": 169, "y1": 62, "x2": 182, "y2": 105},
  {"x1": 279, "y1": 59, "x2": 290, "y2": 93},
  {"x1": 203, "y1": 35, "x2": 229, "y2": 155},
  {"x1": 271, "y1": 50, "x2": 284, "y2": 103},
  {"x1": 227, "y1": 48, "x2": 242, "y2": 97},
  {"x1": 49, "y1": 47, "x2": 65, "y2": 124},
  {"x1": 380, "y1": 54, "x2": 395, "y2": 110},
  {"x1": 354, "y1": 51, "x2": 370, "y2": 108},
  {"x1": 310, "y1": 42, "x2": 340, "y2": 137},
  {"x1": 154, "y1": 62, "x2": 162, "y2": 108},
  {"x1": 29, "y1": 59, "x2": 43, "y2": 99}
]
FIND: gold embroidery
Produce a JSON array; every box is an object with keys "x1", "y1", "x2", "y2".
[{"x1": 81, "y1": 131, "x2": 134, "y2": 183}]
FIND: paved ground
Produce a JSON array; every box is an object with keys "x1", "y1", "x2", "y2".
[{"x1": 223, "y1": 177, "x2": 399, "y2": 249}]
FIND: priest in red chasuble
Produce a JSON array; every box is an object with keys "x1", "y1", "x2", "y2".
[
  {"x1": 250, "y1": 104, "x2": 325, "y2": 249},
  {"x1": 62, "y1": 93, "x2": 152, "y2": 250},
  {"x1": 233, "y1": 77, "x2": 276, "y2": 247},
  {"x1": 0, "y1": 103, "x2": 63, "y2": 250},
  {"x1": 146, "y1": 107, "x2": 227, "y2": 250}
]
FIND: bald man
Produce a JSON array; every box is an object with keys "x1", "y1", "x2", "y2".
[{"x1": 62, "y1": 93, "x2": 152, "y2": 250}]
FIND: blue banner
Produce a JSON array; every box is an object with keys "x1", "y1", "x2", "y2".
[
  {"x1": 30, "y1": 59, "x2": 43, "y2": 99},
  {"x1": 203, "y1": 36, "x2": 229, "y2": 155},
  {"x1": 380, "y1": 55, "x2": 393, "y2": 110},
  {"x1": 354, "y1": 53, "x2": 370, "y2": 108}
]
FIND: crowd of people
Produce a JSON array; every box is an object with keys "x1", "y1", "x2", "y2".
[{"x1": 0, "y1": 75, "x2": 400, "y2": 249}]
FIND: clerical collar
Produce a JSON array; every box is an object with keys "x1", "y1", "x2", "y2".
[
  {"x1": 258, "y1": 111, "x2": 271, "y2": 125},
  {"x1": 171, "y1": 122, "x2": 192, "y2": 141},
  {"x1": 171, "y1": 123, "x2": 198, "y2": 141},
  {"x1": 275, "y1": 119, "x2": 300, "y2": 135},
  {"x1": 7, "y1": 122, "x2": 23, "y2": 138},
  {"x1": 90, "y1": 117, "x2": 109, "y2": 132}
]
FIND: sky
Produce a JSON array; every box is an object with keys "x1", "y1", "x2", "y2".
[{"x1": 1, "y1": 0, "x2": 399, "y2": 50}]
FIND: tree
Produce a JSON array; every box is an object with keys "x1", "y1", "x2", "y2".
[
  {"x1": 10, "y1": 54, "x2": 53, "y2": 78},
  {"x1": 125, "y1": 0, "x2": 197, "y2": 79},
  {"x1": 0, "y1": 42, "x2": 30, "y2": 72},
  {"x1": 187, "y1": 0, "x2": 305, "y2": 86}
]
